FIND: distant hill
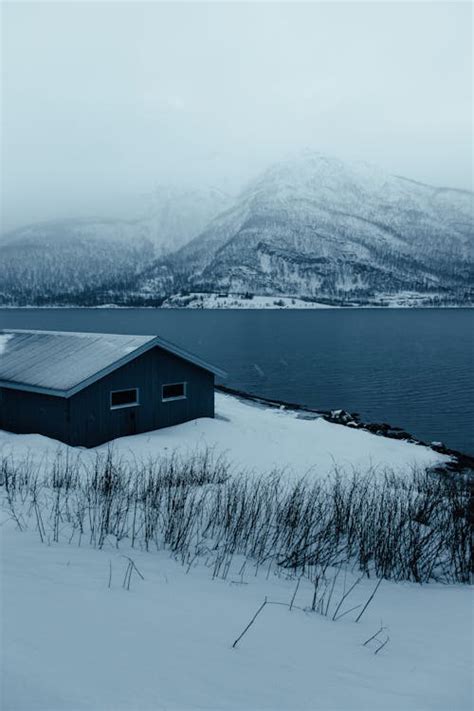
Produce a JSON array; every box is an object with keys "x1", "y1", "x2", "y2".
[{"x1": 0, "y1": 186, "x2": 230, "y2": 305}]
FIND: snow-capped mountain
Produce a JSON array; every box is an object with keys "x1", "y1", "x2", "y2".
[
  {"x1": 137, "y1": 152, "x2": 473, "y2": 303},
  {"x1": 1, "y1": 154, "x2": 472, "y2": 305},
  {"x1": 0, "y1": 186, "x2": 230, "y2": 304}
]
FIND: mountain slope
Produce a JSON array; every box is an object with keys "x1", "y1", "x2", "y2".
[
  {"x1": 1, "y1": 155, "x2": 472, "y2": 306},
  {"x1": 0, "y1": 187, "x2": 230, "y2": 305},
  {"x1": 137, "y1": 153, "x2": 473, "y2": 303}
]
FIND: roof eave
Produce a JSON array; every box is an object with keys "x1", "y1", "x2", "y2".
[{"x1": 0, "y1": 380, "x2": 68, "y2": 397}]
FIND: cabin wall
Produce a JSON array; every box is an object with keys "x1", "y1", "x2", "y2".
[
  {"x1": 0, "y1": 387, "x2": 70, "y2": 442},
  {"x1": 68, "y1": 346, "x2": 215, "y2": 447}
]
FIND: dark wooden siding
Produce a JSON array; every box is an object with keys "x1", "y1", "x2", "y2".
[
  {"x1": 0, "y1": 387, "x2": 69, "y2": 442},
  {"x1": 0, "y1": 346, "x2": 215, "y2": 448},
  {"x1": 68, "y1": 346, "x2": 215, "y2": 447}
]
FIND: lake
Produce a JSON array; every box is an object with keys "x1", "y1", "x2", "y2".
[{"x1": 0, "y1": 308, "x2": 472, "y2": 454}]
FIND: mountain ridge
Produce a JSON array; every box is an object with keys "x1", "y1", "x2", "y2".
[
  {"x1": 133, "y1": 152, "x2": 473, "y2": 304},
  {"x1": 1, "y1": 152, "x2": 472, "y2": 306}
]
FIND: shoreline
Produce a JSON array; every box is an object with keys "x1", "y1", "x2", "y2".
[
  {"x1": 0, "y1": 304, "x2": 473, "y2": 310},
  {"x1": 215, "y1": 384, "x2": 474, "y2": 474}
]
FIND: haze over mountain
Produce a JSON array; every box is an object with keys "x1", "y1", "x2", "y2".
[
  {"x1": 0, "y1": 187, "x2": 230, "y2": 304},
  {"x1": 1, "y1": 152, "x2": 472, "y2": 307},
  {"x1": 3, "y1": 2, "x2": 471, "y2": 234}
]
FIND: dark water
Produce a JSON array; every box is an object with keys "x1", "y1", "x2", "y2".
[{"x1": 0, "y1": 308, "x2": 473, "y2": 454}]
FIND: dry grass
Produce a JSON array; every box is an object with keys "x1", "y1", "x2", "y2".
[{"x1": 1, "y1": 449, "x2": 471, "y2": 584}]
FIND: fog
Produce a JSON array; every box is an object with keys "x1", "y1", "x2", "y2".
[{"x1": 1, "y1": 1, "x2": 472, "y2": 232}]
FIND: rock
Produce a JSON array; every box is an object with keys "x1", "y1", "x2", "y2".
[
  {"x1": 365, "y1": 423, "x2": 382, "y2": 433},
  {"x1": 330, "y1": 409, "x2": 353, "y2": 424},
  {"x1": 390, "y1": 431, "x2": 414, "y2": 440}
]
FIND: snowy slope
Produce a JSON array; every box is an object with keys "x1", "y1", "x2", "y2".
[
  {"x1": 138, "y1": 152, "x2": 473, "y2": 303},
  {"x1": 1, "y1": 394, "x2": 469, "y2": 711},
  {"x1": 0, "y1": 392, "x2": 449, "y2": 478},
  {"x1": 162, "y1": 292, "x2": 338, "y2": 308},
  {"x1": 0, "y1": 218, "x2": 155, "y2": 304},
  {"x1": 0, "y1": 187, "x2": 230, "y2": 305},
  {"x1": 97, "y1": 393, "x2": 448, "y2": 478},
  {"x1": 2, "y1": 522, "x2": 471, "y2": 711},
  {"x1": 3, "y1": 152, "x2": 472, "y2": 305}
]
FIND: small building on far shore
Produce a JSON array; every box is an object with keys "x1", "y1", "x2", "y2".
[{"x1": 0, "y1": 329, "x2": 225, "y2": 447}]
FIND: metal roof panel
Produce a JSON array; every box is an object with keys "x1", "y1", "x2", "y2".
[{"x1": 0, "y1": 329, "x2": 225, "y2": 396}]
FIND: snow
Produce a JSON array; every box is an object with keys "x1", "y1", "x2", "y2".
[
  {"x1": 162, "y1": 293, "x2": 337, "y2": 309},
  {"x1": 0, "y1": 393, "x2": 468, "y2": 710},
  {"x1": 0, "y1": 330, "x2": 156, "y2": 393},
  {"x1": 1, "y1": 521, "x2": 471, "y2": 711},
  {"x1": 0, "y1": 392, "x2": 449, "y2": 479},
  {"x1": 160, "y1": 292, "x2": 473, "y2": 310},
  {"x1": 0, "y1": 333, "x2": 13, "y2": 354},
  {"x1": 146, "y1": 151, "x2": 473, "y2": 309},
  {"x1": 105, "y1": 393, "x2": 449, "y2": 478}
]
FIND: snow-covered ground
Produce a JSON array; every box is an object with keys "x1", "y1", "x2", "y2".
[
  {"x1": 2, "y1": 520, "x2": 471, "y2": 711},
  {"x1": 0, "y1": 392, "x2": 448, "y2": 479},
  {"x1": 3, "y1": 295, "x2": 470, "y2": 309},
  {"x1": 160, "y1": 292, "x2": 471, "y2": 309},
  {"x1": 162, "y1": 293, "x2": 336, "y2": 309},
  {"x1": 0, "y1": 393, "x2": 470, "y2": 710}
]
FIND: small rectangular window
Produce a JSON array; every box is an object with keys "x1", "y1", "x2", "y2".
[
  {"x1": 110, "y1": 388, "x2": 139, "y2": 409},
  {"x1": 162, "y1": 382, "x2": 186, "y2": 401}
]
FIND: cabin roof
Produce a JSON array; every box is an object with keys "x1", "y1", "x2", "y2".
[{"x1": 0, "y1": 329, "x2": 226, "y2": 397}]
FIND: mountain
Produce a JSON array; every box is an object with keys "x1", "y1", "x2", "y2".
[
  {"x1": 136, "y1": 152, "x2": 473, "y2": 304},
  {"x1": 0, "y1": 187, "x2": 230, "y2": 305},
  {"x1": 1, "y1": 154, "x2": 472, "y2": 306},
  {"x1": 138, "y1": 186, "x2": 231, "y2": 255}
]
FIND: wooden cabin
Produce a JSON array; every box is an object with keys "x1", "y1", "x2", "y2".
[{"x1": 0, "y1": 329, "x2": 225, "y2": 447}]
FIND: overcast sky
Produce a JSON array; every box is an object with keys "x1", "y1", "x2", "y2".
[{"x1": 1, "y1": 1, "x2": 472, "y2": 232}]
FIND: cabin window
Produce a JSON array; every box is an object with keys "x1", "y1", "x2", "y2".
[
  {"x1": 110, "y1": 388, "x2": 139, "y2": 409},
  {"x1": 162, "y1": 382, "x2": 187, "y2": 401}
]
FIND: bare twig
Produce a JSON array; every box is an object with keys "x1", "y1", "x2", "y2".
[
  {"x1": 232, "y1": 597, "x2": 268, "y2": 649},
  {"x1": 333, "y1": 603, "x2": 362, "y2": 621},
  {"x1": 374, "y1": 635, "x2": 390, "y2": 654},
  {"x1": 331, "y1": 574, "x2": 364, "y2": 621},
  {"x1": 290, "y1": 576, "x2": 302, "y2": 611},
  {"x1": 355, "y1": 577, "x2": 383, "y2": 623},
  {"x1": 363, "y1": 624, "x2": 386, "y2": 647}
]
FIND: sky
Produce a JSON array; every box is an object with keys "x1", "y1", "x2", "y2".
[{"x1": 1, "y1": 1, "x2": 472, "y2": 232}]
